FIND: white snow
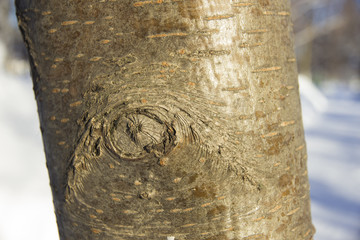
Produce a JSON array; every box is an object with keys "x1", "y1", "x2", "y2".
[
  {"x1": 0, "y1": 40, "x2": 359, "y2": 239},
  {"x1": 299, "y1": 74, "x2": 328, "y2": 127},
  {"x1": 0, "y1": 42, "x2": 58, "y2": 240},
  {"x1": 301, "y1": 80, "x2": 360, "y2": 240}
]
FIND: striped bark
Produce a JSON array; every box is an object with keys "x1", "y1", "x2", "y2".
[{"x1": 16, "y1": 0, "x2": 314, "y2": 239}]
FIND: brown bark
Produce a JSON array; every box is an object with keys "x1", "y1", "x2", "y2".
[{"x1": 16, "y1": 0, "x2": 314, "y2": 239}]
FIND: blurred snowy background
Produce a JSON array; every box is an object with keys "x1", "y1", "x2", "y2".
[{"x1": 0, "y1": 0, "x2": 359, "y2": 239}]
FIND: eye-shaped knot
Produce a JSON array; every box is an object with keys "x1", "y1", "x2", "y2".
[{"x1": 104, "y1": 107, "x2": 177, "y2": 161}]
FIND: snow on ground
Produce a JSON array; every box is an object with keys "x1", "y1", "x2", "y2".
[
  {"x1": 0, "y1": 43, "x2": 58, "y2": 240},
  {"x1": 300, "y1": 76, "x2": 360, "y2": 240},
  {"x1": 0, "y1": 41, "x2": 359, "y2": 239}
]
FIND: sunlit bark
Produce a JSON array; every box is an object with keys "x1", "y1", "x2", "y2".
[{"x1": 16, "y1": 0, "x2": 314, "y2": 239}]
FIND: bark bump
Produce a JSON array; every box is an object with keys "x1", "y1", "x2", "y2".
[{"x1": 105, "y1": 107, "x2": 177, "y2": 161}]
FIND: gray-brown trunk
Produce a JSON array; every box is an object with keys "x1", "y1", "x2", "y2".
[{"x1": 16, "y1": 0, "x2": 314, "y2": 239}]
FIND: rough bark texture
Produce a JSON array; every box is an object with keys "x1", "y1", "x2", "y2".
[{"x1": 16, "y1": 0, "x2": 314, "y2": 239}]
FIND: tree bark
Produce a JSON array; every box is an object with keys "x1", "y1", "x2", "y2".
[{"x1": 16, "y1": 0, "x2": 314, "y2": 239}]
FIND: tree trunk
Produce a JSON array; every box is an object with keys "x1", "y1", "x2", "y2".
[{"x1": 16, "y1": 0, "x2": 314, "y2": 239}]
